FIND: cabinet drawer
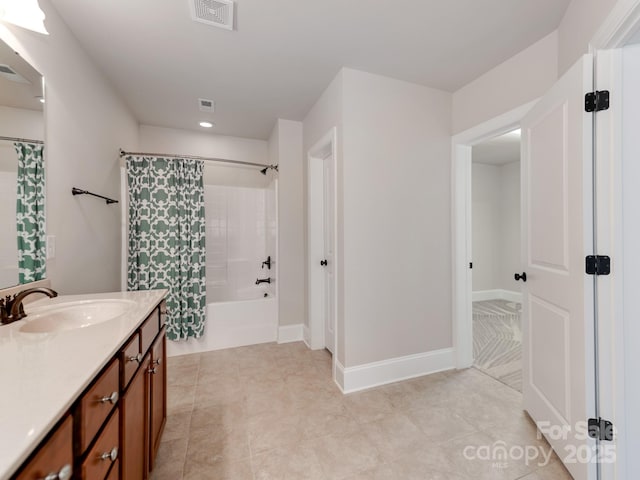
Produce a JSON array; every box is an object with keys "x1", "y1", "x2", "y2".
[
  {"x1": 140, "y1": 308, "x2": 160, "y2": 355},
  {"x1": 15, "y1": 416, "x2": 73, "y2": 480},
  {"x1": 82, "y1": 410, "x2": 119, "y2": 480},
  {"x1": 78, "y1": 359, "x2": 119, "y2": 454},
  {"x1": 121, "y1": 332, "x2": 141, "y2": 390}
]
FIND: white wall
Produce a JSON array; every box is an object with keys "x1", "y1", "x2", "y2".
[
  {"x1": 302, "y1": 70, "x2": 345, "y2": 361},
  {"x1": 498, "y1": 161, "x2": 521, "y2": 291},
  {"x1": 557, "y1": 0, "x2": 619, "y2": 75},
  {"x1": 452, "y1": 31, "x2": 558, "y2": 135},
  {"x1": 471, "y1": 162, "x2": 521, "y2": 293},
  {"x1": 0, "y1": 0, "x2": 139, "y2": 294},
  {"x1": 471, "y1": 163, "x2": 501, "y2": 291},
  {"x1": 268, "y1": 120, "x2": 305, "y2": 327},
  {"x1": 139, "y1": 124, "x2": 269, "y2": 188},
  {"x1": 341, "y1": 68, "x2": 452, "y2": 367}
]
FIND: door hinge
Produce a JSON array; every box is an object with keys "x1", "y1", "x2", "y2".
[
  {"x1": 588, "y1": 417, "x2": 614, "y2": 441},
  {"x1": 585, "y1": 90, "x2": 610, "y2": 112},
  {"x1": 585, "y1": 255, "x2": 611, "y2": 275}
]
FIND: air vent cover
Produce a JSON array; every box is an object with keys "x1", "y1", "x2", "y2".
[
  {"x1": 198, "y1": 98, "x2": 215, "y2": 112},
  {"x1": 190, "y1": 0, "x2": 234, "y2": 30},
  {"x1": 0, "y1": 64, "x2": 29, "y2": 84}
]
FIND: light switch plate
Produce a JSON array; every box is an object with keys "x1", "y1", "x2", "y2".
[{"x1": 46, "y1": 235, "x2": 55, "y2": 259}]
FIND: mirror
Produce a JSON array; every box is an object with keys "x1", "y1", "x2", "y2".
[{"x1": 0, "y1": 39, "x2": 45, "y2": 289}]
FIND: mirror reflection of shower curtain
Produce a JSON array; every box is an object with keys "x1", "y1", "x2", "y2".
[{"x1": 14, "y1": 142, "x2": 46, "y2": 284}]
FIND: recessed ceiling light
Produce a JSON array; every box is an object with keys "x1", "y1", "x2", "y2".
[{"x1": 199, "y1": 121, "x2": 214, "y2": 128}]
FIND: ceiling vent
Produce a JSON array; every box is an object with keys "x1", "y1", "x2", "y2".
[
  {"x1": 0, "y1": 64, "x2": 29, "y2": 84},
  {"x1": 198, "y1": 98, "x2": 215, "y2": 112},
  {"x1": 190, "y1": 0, "x2": 234, "y2": 31}
]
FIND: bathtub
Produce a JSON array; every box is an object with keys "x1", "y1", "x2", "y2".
[{"x1": 166, "y1": 289, "x2": 278, "y2": 357}]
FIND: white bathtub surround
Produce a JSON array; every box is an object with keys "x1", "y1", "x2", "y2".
[
  {"x1": 166, "y1": 296, "x2": 278, "y2": 356},
  {"x1": 0, "y1": 289, "x2": 167, "y2": 479},
  {"x1": 163, "y1": 180, "x2": 281, "y2": 356},
  {"x1": 334, "y1": 348, "x2": 455, "y2": 394}
]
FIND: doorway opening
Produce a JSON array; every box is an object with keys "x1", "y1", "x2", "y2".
[
  {"x1": 307, "y1": 128, "x2": 338, "y2": 366},
  {"x1": 471, "y1": 129, "x2": 522, "y2": 391}
]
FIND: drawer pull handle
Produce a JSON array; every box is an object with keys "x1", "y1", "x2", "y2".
[
  {"x1": 98, "y1": 391, "x2": 119, "y2": 404},
  {"x1": 153, "y1": 358, "x2": 161, "y2": 366},
  {"x1": 100, "y1": 447, "x2": 118, "y2": 462},
  {"x1": 148, "y1": 366, "x2": 157, "y2": 375},
  {"x1": 128, "y1": 353, "x2": 142, "y2": 363},
  {"x1": 40, "y1": 464, "x2": 72, "y2": 480}
]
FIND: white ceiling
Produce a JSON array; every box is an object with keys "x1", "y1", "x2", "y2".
[
  {"x1": 472, "y1": 130, "x2": 520, "y2": 165},
  {"x1": 51, "y1": 0, "x2": 570, "y2": 140}
]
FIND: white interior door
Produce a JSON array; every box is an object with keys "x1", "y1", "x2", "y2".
[
  {"x1": 521, "y1": 54, "x2": 596, "y2": 480},
  {"x1": 323, "y1": 154, "x2": 336, "y2": 354}
]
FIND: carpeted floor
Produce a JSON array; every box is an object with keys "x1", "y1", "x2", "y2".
[{"x1": 473, "y1": 299, "x2": 522, "y2": 392}]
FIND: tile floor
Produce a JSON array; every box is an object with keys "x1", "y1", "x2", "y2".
[{"x1": 151, "y1": 342, "x2": 572, "y2": 480}]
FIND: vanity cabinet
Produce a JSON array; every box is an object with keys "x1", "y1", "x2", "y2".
[
  {"x1": 9, "y1": 298, "x2": 167, "y2": 480},
  {"x1": 120, "y1": 304, "x2": 167, "y2": 480},
  {"x1": 148, "y1": 331, "x2": 166, "y2": 468},
  {"x1": 14, "y1": 416, "x2": 73, "y2": 480},
  {"x1": 120, "y1": 353, "x2": 149, "y2": 480}
]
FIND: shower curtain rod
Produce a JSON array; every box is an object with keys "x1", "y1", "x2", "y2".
[
  {"x1": 0, "y1": 135, "x2": 44, "y2": 145},
  {"x1": 119, "y1": 149, "x2": 269, "y2": 169}
]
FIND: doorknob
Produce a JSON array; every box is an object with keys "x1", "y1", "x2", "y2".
[
  {"x1": 514, "y1": 272, "x2": 527, "y2": 282},
  {"x1": 320, "y1": 260, "x2": 328, "y2": 266}
]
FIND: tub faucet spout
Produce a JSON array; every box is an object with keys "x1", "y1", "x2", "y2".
[{"x1": 255, "y1": 278, "x2": 271, "y2": 285}]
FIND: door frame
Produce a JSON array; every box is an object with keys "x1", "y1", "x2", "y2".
[
  {"x1": 590, "y1": 2, "x2": 640, "y2": 479},
  {"x1": 307, "y1": 127, "x2": 339, "y2": 357},
  {"x1": 451, "y1": 101, "x2": 537, "y2": 369}
]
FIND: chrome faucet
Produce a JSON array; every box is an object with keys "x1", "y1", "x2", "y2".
[{"x1": 0, "y1": 287, "x2": 58, "y2": 325}]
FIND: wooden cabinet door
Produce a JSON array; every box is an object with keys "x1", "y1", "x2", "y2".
[
  {"x1": 148, "y1": 328, "x2": 166, "y2": 471},
  {"x1": 15, "y1": 416, "x2": 73, "y2": 480},
  {"x1": 120, "y1": 353, "x2": 150, "y2": 480}
]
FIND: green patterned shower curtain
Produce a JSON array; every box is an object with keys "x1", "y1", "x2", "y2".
[
  {"x1": 126, "y1": 156, "x2": 206, "y2": 341},
  {"x1": 15, "y1": 142, "x2": 46, "y2": 284}
]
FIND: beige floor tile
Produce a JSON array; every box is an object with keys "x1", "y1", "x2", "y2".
[
  {"x1": 190, "y1": 402, "x2": 247, "y2": 433},
  {"x1": 186, "y1": 424, "x2": 251, "y2": 466},
  {"x1": 359, "y1": 412, "x2": 429, "y2": 463},
  {"x1": 518, "y1": 460, "x2": 574, "y2": 480},
  {"x1": 345, "y1": 461, "x2": 472, "y2": 480},
  {"x1": 305, "y1": 430, "x2": 384, "y2": 479},
  {"x1": 183, "y1": 458, "x2": 254, "y2": 480},
  {"x1": 247, "y1": 410, "x2": 305, "y2": 454},
  {"x1": 252, "y1": 444, "x2": 325, "y2": 480},
  {"x1": 343, "y1": 388, "x2": 396, "y2": 424},
  {"x1": 153, "y1": 437, "x2": 189, "y2": 472},
  {"x1": 405, "y1": 404, "x2": 478, "y2": 443},
  {"x1": 162, "y1": 410, "x2": 192, "y2": 442},
  {"x1": 167, "y1": 384, "x2": 196, "y2": 415},
  {"x1": 159, "y1": 344, "x2": 569, "y2": 480},
  {"x1": 167, "y1": 353, "x2": 200, "y2": 368},
  {"x1": 167, "y1": 363, "x2": 200, "y2": 387}
]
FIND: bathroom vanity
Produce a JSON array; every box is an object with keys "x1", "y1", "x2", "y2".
[{"x1": 0, "y1": 289, "x2": 168, "y2": 480}]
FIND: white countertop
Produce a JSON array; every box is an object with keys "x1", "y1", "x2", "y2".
[{"x1": 0, "y1": 289, "x2": 167, "y2": 480}]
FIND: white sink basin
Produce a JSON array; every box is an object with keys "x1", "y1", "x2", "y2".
[{"x1": 19, "y1": 299, "x2": 137, "y2": 333}]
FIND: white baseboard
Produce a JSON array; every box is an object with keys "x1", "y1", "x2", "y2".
[
  {"x1": 472, "y1": 289, "x2": 522, "y2": 303},
  {"x1": 334, "y1": 348, "x2": 455, "y2": 394},
  {"x1": 278, "y1": 324, "x2": 304, "y2": 344}
]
